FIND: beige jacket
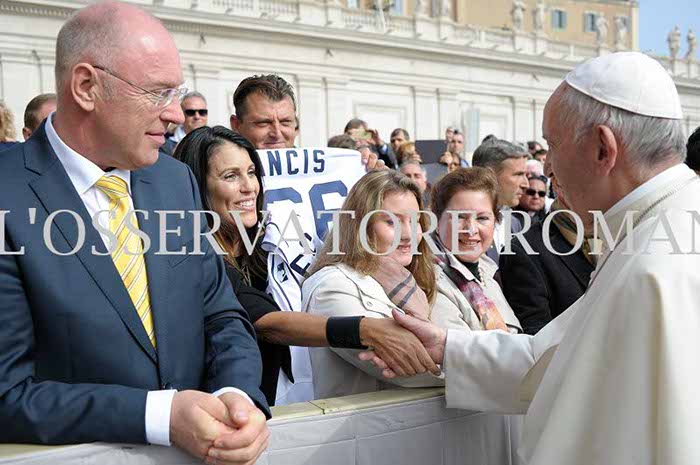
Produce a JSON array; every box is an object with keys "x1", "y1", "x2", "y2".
[
  {"x1": 434, "y1": 254, "x2": 522, "y2": 333},
  {"x1": 302, "y1": 263, "x2": 466, "y2": 399}
]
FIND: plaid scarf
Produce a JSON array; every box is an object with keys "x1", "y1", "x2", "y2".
[{"x1": 369, "y1": 256, "x2": 431, "y2": 320}]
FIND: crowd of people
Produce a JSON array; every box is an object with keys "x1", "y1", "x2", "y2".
[{"x1": 2, "y1": 2, "x2": 700, "y2": 465}]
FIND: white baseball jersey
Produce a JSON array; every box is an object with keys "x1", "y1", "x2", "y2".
[{"x1": 259, "y1": 147, "x2": 366, "y2": 404}]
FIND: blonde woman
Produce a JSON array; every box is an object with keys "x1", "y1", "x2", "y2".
[
  {"x1": 0, "y1": 101, "x2": 18, "y2": 151},
  {"x1": 303, "y1": 170, "x2": 467, "y2": 399}
]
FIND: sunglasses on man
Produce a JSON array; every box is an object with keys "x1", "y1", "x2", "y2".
[
  {"x1": 184, "y1": 109, "x2": 208, "y2": 117},
  {"x1": 525, "y1": 188, "x2": 547, "y2": 198}
]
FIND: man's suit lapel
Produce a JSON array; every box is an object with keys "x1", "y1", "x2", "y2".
[
  {"x1": 25, "y1": 125, "x2": 158, "y2": 364},
  {"x1": 131, "y1": 169, "x2": 173, "y2": 378},
  {"x1": 548, "y1": 226, "x2": 592, "y2": 288}
]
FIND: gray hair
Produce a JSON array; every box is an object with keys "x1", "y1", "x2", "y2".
[
  {"x1": 558, "y1": 84, "x2": 686, "y2": 173},
  {"x1": 526, "y1": 159, "x2": 544, "y2": 176},
  {"x1": 182, "y1": 91, "x2": 207, "y2": 106},
  {"x1": 472, "y1": 138, "x2": 528, "y2": 172},
  {"x1": 400, "y1": 159, "x2": 427, "y2": 174}
]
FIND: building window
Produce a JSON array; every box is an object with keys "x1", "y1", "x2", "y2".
[
  {"x1": 551, "y1": 9, "x2": 567, "y2": 30},
  {"x1": 347, "y1": 0, "x2": 359, "y2": 8},
  {"x1": 583, "y1": 13, "x2": 597, "y2": 33},
  {"x1": 390, "y1": 0, "x2": 403, "y2": 15}
]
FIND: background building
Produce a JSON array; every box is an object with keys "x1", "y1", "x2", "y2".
[
  {"x1": 351, "y1": 0, "x2": 638, "y2": 51},
  {"x1": 0, "y1": 0, "x2": 697, "y2": 149}
]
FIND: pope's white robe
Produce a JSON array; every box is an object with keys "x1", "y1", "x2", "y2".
[{"x1": 444, "y1": 164, "x2": 700, "y2": 465}]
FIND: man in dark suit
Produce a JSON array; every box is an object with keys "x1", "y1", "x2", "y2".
[
  {"x1": 499, "y1": 207, "x2": 594, "y2": 335},
  {"x1": 0, "y1": 3, "x2": 269, "y2": 463},
  {"x1": 159, "y1": 91, "x2": 209, "y2": 157}
]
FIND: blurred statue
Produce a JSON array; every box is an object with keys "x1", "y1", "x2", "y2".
[
  {"x1": 511, "y1": 0, "x2": 526, "y2": 31},
  {"x1": 439, "y1": 0, "x2": 451, "y2": 17},
  {"x1": 595, "y1": 15, "x2": 608, "y2": 46},
  {"x1": 668, "y1": 26, "x2": 681, "y2": 60},
  {"x1": 614, "y1": 16, "x2": 627, "y2": 49},
  {"x1": 687, "y1": 29, "x2": 697, "y2": 60},
  {"x1": 533, "y1": 0, "x2": 545, "y2": 33},
  {"x1": 414, "y1": 0, "x2": 427, "y2": 16}
]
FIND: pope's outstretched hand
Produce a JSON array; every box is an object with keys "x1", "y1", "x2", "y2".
[{"x1": 359, "y1": 309, "x2": 447, "y2": 379}]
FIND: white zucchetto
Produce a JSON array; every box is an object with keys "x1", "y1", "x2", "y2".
[{"x1": 565, "y1": 52, "x2": 683, "y2": 120}]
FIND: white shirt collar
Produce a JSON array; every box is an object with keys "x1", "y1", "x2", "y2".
[
  {"x1": 604, "y1": 163, "x2": 687, "y2": 220},
  {"x1": 169, "y1": 125, "x2": 187, "y2": 143},
  {"x1": 45, "y1": 112, "x2": 131, "y2": 195}
]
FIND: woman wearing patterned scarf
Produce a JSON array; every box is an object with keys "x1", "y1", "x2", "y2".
[{"x1": 430, "y1": 168, "x2": 522, "y2": 333}]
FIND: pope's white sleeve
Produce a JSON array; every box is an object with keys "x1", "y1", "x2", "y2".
[
  {"x1": 443, "y1": 299, "x2": 573, "y2": 414},
  {"x1": 444, "y1": 330, "x2": 535, "y2": 414},
  {"x1": 442, "y1": 290, "x2": 585, "y2": 413}
]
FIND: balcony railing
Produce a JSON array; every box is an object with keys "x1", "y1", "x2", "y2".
[
  {"x1": 20, "y1": 0, "x2": 698, "y2": 79},
  {"x1": 342, "y1": 7, "x2": 380, "y2": 31}
]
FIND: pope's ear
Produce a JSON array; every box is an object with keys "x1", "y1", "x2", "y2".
[
  {"x1": 595, "y1": 124, "x2": 618, "y2": 176},
  {"x1": 70, "y1": 63, "x2": 99, "y2": 112}
]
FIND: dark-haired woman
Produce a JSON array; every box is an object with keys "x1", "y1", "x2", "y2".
[
  {"x1": 174, "y1": 126, "x2": 438, "y2": 405},
  {"x1": 429, "y1": 167, "x2": 522, "y2": 333}
]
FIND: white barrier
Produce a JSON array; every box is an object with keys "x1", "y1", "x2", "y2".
[{"x1": 0, "y1": 389, "x2": 523, "y2": 465}]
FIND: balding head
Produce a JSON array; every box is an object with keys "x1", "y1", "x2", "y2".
[
  {"x1": 52, "y1": 1, "x2": 185, "y2": 171},
  {"x1": 55, "y1": 2, "x2": 177, "y2": 90}
]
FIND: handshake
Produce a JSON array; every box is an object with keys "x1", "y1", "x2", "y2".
[{"x1": 171, "y1": 390, "x2": 269, "y2": 465}]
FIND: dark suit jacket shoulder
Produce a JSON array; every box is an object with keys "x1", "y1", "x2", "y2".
[
  {"x1": 159, "y1": 138, "x2": 177, "y2": 157},
  {"x1": 499, "y1": 219, "x2": 594, "y2": 335},
  {"x1": 0, "y1": 125, "x2": 268, "y2": 445}
]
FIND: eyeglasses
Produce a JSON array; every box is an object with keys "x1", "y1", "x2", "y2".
[
  {"x1": 184, "y1": 109, "x2": 208, "y2": 117},
  {"x1": 93, "y1": 65, "x2": 188, "y2": 108},
  {"x1": 525, "y1": 188, "x2": 547, "y2": 198}
]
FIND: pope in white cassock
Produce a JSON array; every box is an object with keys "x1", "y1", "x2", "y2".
[{"x1": 363, "y1": 51, "x2": 700, "y2": 465}]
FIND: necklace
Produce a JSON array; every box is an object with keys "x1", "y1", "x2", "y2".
[{"x1": 477, "y1": 260, "x2": 487, "y2": 287}]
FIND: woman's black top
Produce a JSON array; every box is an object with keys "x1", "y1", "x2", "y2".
[{"x1": 225, "y1": 264, "x2": 292, "y2": 406}]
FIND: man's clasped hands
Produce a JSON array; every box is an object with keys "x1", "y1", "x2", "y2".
[{"x1": 170, "y1": 391, "x2": 269, "y2": 465}]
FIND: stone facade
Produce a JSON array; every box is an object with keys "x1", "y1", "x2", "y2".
[{"x1": 0, "y1": 0, "x2": 698, "y2": 147}]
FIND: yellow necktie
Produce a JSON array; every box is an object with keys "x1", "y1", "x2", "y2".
[{"x1": 95, "y1": 176, "x2": 156, "y2": 347}]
